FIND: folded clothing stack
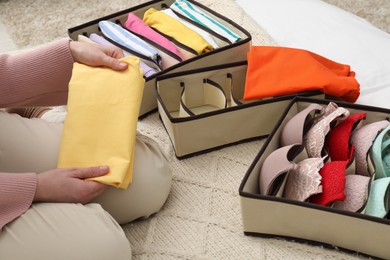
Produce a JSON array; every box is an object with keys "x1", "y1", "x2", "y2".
[{"x1": 77, "y1": 0, "x2": 241, "y2": 77}]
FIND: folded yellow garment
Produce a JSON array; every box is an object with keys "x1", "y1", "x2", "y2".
[
  {"x1": 143, "y1": 8, "x2": 213, "y2": 55},
  {"x1": 57, "y1": 56, "x2": 145, "y2": 189}
]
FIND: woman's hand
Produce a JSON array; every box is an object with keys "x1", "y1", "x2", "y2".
[
  {"x1": 69, "y1": 41, "x2": 128, "y2": 71},
  {"x1": 34, "y1": 166, "x2": 110, "y2": 204}
]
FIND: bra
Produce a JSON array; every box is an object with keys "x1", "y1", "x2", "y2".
[
  {"x1": 325, "y1": 112, "x2": 366, "y2": 162},
  {"x1": 371, "y1": 124, "x2": 390, "y2": 179},
  {"x1": 280, "y1": 103, "x2": 323, "y2": 147},
  {"x1": 304, "y1": 103, "x2": 349, "y2": 158},
  {"x1": 350, "y1": 120, "x2": 390, "y2": 176},
  {"x1": 333, "y1": 174, "x2": 371, "y2": 212},
  {"x1": 309, "y1": 160, "x2": 348, "y2": 206},
  {"x1": 259, "y1": 144, "x2": 304, "y2": 196},
  {"x1": 364, "y1": 177, "x2": 390, "y2": 218},
  {"x1": 259, "y1": 144, "x2": 347, "y2": 205}
]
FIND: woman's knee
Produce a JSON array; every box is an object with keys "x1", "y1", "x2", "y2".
[
  {"x1": 94, "y1": 135, "x2": 173, "y2": 224},
  {"x1": 134, "y1": 135, "x2": 173, "y2": 217}
]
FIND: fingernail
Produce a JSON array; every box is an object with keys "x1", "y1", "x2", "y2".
[
  {"x1": 118, "y1": 62, "x2": 128, "y2": 69},
  {"x1": 99, "y1": 165, "x2": 109, "y2": 171}
]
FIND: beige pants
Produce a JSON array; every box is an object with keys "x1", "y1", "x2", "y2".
[{"x1": 0, "y1": 111, "x2": 172, "y2": 260}]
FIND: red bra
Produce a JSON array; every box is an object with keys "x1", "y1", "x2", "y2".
[{"x1": 325, "y1": 112, "x2": 367, "y2": 161}]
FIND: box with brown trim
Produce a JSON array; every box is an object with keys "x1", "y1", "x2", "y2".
[
  {"x1": 239, "y1": 96, "x2": 390, "y2": 259},
  {"x1": 156, "y1": 63, "x2": 324, "y2": 158},
  {"x1": 68, "y1": 0, "x2": 252, "y2": 117}
]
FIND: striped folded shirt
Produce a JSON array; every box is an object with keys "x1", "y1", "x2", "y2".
[
  {"x1": 99, "y1": 20, "x2": 162, "y2": 66},
  {"x1": 170, "y1": 0, "x2": 241, "y2": 44}
]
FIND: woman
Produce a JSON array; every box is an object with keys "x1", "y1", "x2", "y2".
[{"x1": 0, "y1": 39, "x2": 172, "y2": 260}]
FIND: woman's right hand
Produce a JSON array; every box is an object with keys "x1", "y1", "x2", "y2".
[
  {"x1": 69, "y1": 40, "x2": 128, "y2": 71},
  {"x1": 34, "y1": 166, "x2": 110, "y2": 204}
]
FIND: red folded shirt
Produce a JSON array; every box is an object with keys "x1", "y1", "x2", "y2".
[{"x1": 243, "y1": 46, "x2": 360, "y2": 102}]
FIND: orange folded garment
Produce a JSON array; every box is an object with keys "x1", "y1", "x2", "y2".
[{"x1": 243, "y1": 46, "x2": 360, "y2": 102}]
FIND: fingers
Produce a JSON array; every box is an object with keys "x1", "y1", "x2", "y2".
[
  {"x1": 69, "y1": 40, "x2": 128, "y2": 71},
  {"x1": 98, "y1": 43, "x2": 125, "y2": 59},
  {"x1": 68, "y1": 166, "x2": 110, "y2": 204},
  {"x1": 69, "y1": 165, "x2": 110, "y2": 179},
  {"x1": 101, "y1": 55, "x2": 128, "y2": 71},
  {"x1": 78, "y1": 166, "x2": 110, "y2": 203},
  {"x1": 98, "y1": 44, "x2": 128, "y2": 70},
  {"x1": 34, "y1": 167, "x2": 110, "y2": 204},
  {"x1": 78, "y1": 180, "x2": 109, "y2": 204}
]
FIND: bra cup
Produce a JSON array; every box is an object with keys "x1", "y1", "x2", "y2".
[
  {"x1": 314, "y1": 102, "x2": 338, "y2": 121},
  {"x1": 259, "y1": 144, "x2": 302, "y2": 196},
  {"x1": 310, "y1": 160, "x2": 348, "y2": 206},
  {"x1": 364, "y1": 177, "x2": 390, "y2": 218},
  {"x1": 350, "y1": 120, "x2": 390, "y2": 176},
  {"x1": 333, "y1": 174, "x2": 371, "y2": 212},
  {"x1": 280, "y1": 103, "x2": 323, "y2": 147},
  {"x1": 283, "y1": 157, "x2": 324, "y2": 201},
  {"x1": 325, "y1": 112, "x2": 366, "y2": 161},
  {"x1": 370, "y1": 125, "x2": 390, "y2": 179},
  {"x1": 304, "y1": 105, "x2": 350, "y2": 158}
]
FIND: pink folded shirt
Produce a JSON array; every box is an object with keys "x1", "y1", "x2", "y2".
[{"x1": 124, "y1": 13, "x2": 184, "y2": 61}]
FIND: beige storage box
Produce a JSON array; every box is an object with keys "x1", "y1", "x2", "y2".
[
  {"x1": 68, "y1": 0, "x2": 252, "y2": 117},
  {"x1": 239, "y1": 96, "x2": 390, "y2": 259},
  {"x1": 156, "y1": 62, "x2": 324, "y2": 158}
]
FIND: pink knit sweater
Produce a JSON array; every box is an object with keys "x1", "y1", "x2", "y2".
[{"x1": 0, "y1": 39, "x2": 74, "y2": 231}]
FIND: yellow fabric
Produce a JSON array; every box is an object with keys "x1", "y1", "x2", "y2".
[
  {"x1": 143, "y1": 8, "x2": 213, "y2": 55},
  {"x1": 57, "y1": 56, "x2": 145, "y2": 189}
]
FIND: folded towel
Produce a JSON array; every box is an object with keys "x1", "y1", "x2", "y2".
[
  {"x1": 244, "y1": 46, "x2": 360, "y2": 102},
  {"x1": 143, "y1": 8, "x2": 213, "y2": 55},
  {"x1": 57, "y1": 56, "x2": 145, "y2": 189}
]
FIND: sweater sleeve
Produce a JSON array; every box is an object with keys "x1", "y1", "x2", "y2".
[
  {"x1": 0, "y1": 38, "x2": 75, "y2": 108},
  {"x1": 0, "y1": 172, "x2": 37, "y2": 231}
]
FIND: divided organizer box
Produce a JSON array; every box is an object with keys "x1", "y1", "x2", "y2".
[
  {"x1": 68, "y1": 0, "x2": 252, "y2": 117},
  {"x1": 156, "y1": 62, "x2": 325, "y2": 158},
  {"x1": 239, "y1": 96, "x2": 390, "y2": 259}
]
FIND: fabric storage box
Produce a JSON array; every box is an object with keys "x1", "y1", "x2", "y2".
[
  {"x1": 239, "y1": 96, "x2": 390, "y2": 259},
  {"x1": 67, "y1": 0, "x2": 252, "y2": 117},
  {"x1": 156, "y1": 62, "x2": 325, "y2": 158}
]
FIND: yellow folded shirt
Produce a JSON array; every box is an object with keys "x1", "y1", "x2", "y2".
[
  {"x1": 143, "y1": 8, "x2": 213, "y2": 55},
  {"x1": 57, "y1": 56, "x2": 145, "y2": 189}
]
